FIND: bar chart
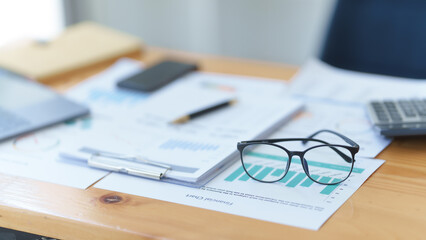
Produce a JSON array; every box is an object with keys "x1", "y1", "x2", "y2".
[
  {"x1": 159, "y1": 139, "x2": 220, "y2": 151},
  {"x1": 228, "y1": 146, "x2": 366, "y2": 195},
  {"x1": 224, "y1": 165, "x2": 350, "y2": 195},
  {"x1": 87, "y1": 88, "x2": 149, "y2": 106},
  {"x1": 65, "y1": 117, "x2": 93, "y2": 130}
]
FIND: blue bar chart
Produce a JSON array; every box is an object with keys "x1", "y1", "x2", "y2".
[
  {"x1": 87, "y1": 88, "x2": 148, "y2": 105},
  {"x1": 65, "y1": 118, "x2": 93, "y2": 130},
  {"x1": 228, "y1": 149, "x2": 366, "y2": 195},
  {"x1": 246, "y1": 152, "x2": 364, "y2": 174},
  {"x1": 224, "y1": 163, "x2": 360, "y2": 195},
  {"x1": 160, "y1": 139, "x2": 219, "y2": 151}
]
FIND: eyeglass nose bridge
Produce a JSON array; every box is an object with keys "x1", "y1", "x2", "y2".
[
  {"x1": 288, "y1": 151, "x2": 310, "y2": 175},
  {"x1": 289, "y1": 151, "x2": 305, "y2": 158}
]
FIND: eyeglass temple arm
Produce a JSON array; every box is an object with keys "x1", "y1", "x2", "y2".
[
  {"x1": 301, "y1": 130, "x2": 357, "y2": 163},
  {"x1": 303, "y1": 138, "x2": 355, "y2": 163},
  {"x1": 305, "y1": 129, "x2": 360, "y2": 149}
]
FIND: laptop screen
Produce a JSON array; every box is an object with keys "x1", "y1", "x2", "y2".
[{"x1": 0, "y1": 70, "x2": 53, "y2": 110}]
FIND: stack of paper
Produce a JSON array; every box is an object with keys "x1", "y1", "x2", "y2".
[
  {"x1": 90, "y1": 58, "x2": 387, "y2": 230},
  {"x1": 61, "y1": 59, "x2": 304, "y2": 186}
]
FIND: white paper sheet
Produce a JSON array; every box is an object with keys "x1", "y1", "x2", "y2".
[
  {"x1": 66, "y1": 58, "x2": 147, "y2": 117},
  {"x1": 272, "y1": 101, "x2": 391, "y2": 158},
  {"x1": 285, "y1": 59, "x2": 414, "y2": 158},
  {"x1": 95, "y1": 156, "x2": 384, "y2": 230},
  {"x1": 63, "y1": 58, "x2": 303, "y2": 184},
  {"x1": 0, "y1": 119, "x2": 108, "y2": 189},
  {"x1": 290, "y1": 59, "x2": 426, "y2": 104}
]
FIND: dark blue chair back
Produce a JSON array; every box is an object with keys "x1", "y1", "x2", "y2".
[{"x1": 321, "y1": 0, "x2": 426, "y2": 79}]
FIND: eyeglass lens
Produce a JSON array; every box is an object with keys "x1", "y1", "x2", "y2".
[
  {"x1": 241, "y1": 143, "x2": 354, "y2": 184},
  {"x1": 241, "y1": 144, "x2": 290, "y2": 182}
]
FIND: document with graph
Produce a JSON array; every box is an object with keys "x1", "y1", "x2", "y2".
[
  {"x1": 95, "y1": 153, "x2": 384, "y2": 230},
  {"x1": 61, "y1": 59, "x2": 304, "y2": 186}
]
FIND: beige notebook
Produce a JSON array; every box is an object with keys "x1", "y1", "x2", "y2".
[{"x1": 0, "y1": 22, "x2": 143, "y2": 82}]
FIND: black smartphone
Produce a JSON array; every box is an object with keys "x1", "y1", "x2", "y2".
[{"x1": 117, "y1": 60, "x2": 198, "y2": 92}]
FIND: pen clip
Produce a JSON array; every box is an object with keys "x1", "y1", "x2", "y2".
[{"x1": 88, "y1": 152, "x2": 171, "y2": 180}]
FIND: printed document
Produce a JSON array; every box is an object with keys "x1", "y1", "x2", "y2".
[
  {"x1": 62, "y1": 59, "x2": 304, "y2": 185},
  {"x1": 95, "y1": 155, "x2": 384, "y2": 230},
  {"x1": 290, "y1": 59, "x2": 426, "y2": 104},
  {"x1": 285, "y1": 59, "x2": 412, "y2": 157}
]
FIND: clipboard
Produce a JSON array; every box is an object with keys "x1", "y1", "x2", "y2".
[
  {"x1": 60, "y1": 147, "x2": 236, "y2": 187},
  {"x1": 62, "y1": 147, "x2": 171, "y2": 180}
]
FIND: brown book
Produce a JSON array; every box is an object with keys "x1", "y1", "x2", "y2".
[{"x1": 0, "y1": 22, "x2": 143, "y2": 82}]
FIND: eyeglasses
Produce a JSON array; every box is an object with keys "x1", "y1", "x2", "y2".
[{"x1": 237, "y1": 129, "x2": 359, "y2": 185}]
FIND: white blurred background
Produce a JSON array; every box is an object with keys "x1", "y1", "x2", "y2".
[
  {"x1": 0, "y1": 0, "x2": 64, "y2": 45},
  {"x1": 0, "y1": 0, "x2": 336, "y2": 65}
]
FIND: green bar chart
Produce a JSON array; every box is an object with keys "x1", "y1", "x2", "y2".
[
  {"x1": 279, "y1": 171, "x2": 296, "y2": 183},
  {"x1": 239, "y1": 165, "x2": 262, "y2": 181},
  {"x1": 224, "y1": 164, "x2": 355, "y2": 195},
  {"x1": 300, "y1": 174, "x2": 320, "y2": 187},
  {"x1": 224, "y1": 165, "x2": 249, "y2": 182},
  {"x1": 286, "y1": 173, "x2": 306, "y2": 187},
  {"x1": 246, "y1": 152, "x2": 364, "y2": 173}
]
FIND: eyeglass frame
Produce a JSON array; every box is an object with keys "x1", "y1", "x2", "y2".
[{"x1": 236, "y1": 129, "x2": 360, "y2": 185}]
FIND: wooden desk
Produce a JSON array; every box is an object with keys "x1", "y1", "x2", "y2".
[{"x1": 0, "y1": 47, "x2": 425, "y2": 240}]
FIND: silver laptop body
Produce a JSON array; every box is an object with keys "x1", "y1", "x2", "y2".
[{"x1": 0, "y1": 69, "x2": 89, "y2": 141}]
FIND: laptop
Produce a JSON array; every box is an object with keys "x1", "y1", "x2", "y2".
[{"x1": 0, "y1": 68, "x2": 89, "y2": 141}]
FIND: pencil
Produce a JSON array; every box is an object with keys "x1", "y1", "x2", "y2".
[{"x1": 171, "y1": 99, "x2": 238, "y2": 124}]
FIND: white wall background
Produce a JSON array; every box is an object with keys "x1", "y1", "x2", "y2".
[
  {"x1": 0, "y1": 0, "x2": 64, "y2": 46},
  {"x1": 67, "y1": 0, "x2": 337, "y2": 65}
]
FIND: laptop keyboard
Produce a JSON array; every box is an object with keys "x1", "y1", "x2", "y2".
[{"x1": 0, "y1": 107, "x2": 31, "y2": 134}]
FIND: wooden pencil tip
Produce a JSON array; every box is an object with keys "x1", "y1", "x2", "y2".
[{"x1": 171, "y1": 115, "x2": 190, "y2": 124}]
